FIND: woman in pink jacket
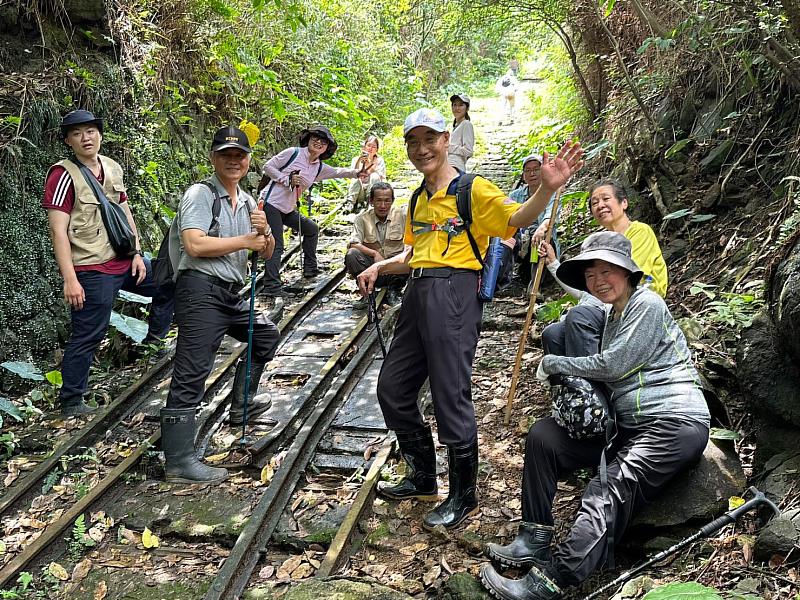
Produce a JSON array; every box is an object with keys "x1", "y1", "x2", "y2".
[{"x1": 259, "y1": 125, "x2": 365, "y2": 298}]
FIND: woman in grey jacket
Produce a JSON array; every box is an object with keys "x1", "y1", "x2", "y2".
[
  {"x1": 448, "y1": 93, "x2": 474, "y2": 172},
  {"x1": 481, "y1": 231, "x2": 710, "y2": 600}
]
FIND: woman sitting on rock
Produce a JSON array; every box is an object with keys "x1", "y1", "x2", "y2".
[
  {"x1": 540, "y1": 178, "x2": 668, "y2": 359},
  {"x1": 347, "y1": 134, "x2": 386, "y2": 212},
  {"x1": 480, "y1": 231, "x2": 709, "y2": 600}
]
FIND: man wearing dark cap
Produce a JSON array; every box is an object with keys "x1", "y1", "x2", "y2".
[
  {"x1": 357, "y1": 108, "x2": 584, "y2": 531},
  {"x1": 161, "y1": 125, "x2": 279, "y2": 484},
  {"x1": 42, "y1": 109, "x2": 174, "y2": 417},
  {"x1": 258, "y1": 125, "x2": 366, "y2": 301}
]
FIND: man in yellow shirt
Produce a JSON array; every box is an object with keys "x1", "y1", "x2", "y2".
[{"x1": 357, "y1": 108, "x2": 584, "y2": 530}]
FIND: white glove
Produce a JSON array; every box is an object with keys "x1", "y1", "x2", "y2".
[{"x1": 536, "y1": 360, "x2": 550, "y2": 388}]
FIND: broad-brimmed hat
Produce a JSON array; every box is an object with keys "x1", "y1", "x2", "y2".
[
  {"x1": 211, "y1": 125, "x2": 252, "y2": 153},
  {"x1": 522, "y1": 153, "x2": 543, "y2": 168},
  {"x1": 556, "y1": 231, "x2": 643, "y2": 292},
  {"x1": 403, "y1": 108, "x2": 447, "y2": 137},
  {"x1": 449, "y1": 93, "x2": 471, "y2": 106},
  {"x1": 299, "y1": 125, "x2": 337, "y2": 160},
  {"x1": 61, "y1": 109, "x2": 103, "y2": 137}
]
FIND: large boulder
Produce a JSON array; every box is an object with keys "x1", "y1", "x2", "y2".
[
  {"x1": 737, "y1": 312, "x2": 800, "y2": 429},
  {"x1": 770, "y1": 235, "x2": 800, "y2": 363},
  {"x1": 633, "y1": 440, "x2": 746, "y2": 527},
  {"x1": 62, "y1": 0, "x2": 105, "y2": 22},
  {"x1": 754, "y1": 508, "x2": 800, "y2": 560}
]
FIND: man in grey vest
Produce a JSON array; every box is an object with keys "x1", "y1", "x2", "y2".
[
  {"x1": 162, "y1": 125, "x2": 279, "y2": 483},
  {"x1": 344, "y1": 182, "x2": 407, "y2": 307},
  {"x1": 42, "y1": 110, "x2": 174, "y2": 417}
]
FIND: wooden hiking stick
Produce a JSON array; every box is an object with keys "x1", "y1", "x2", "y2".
[{"x1": 503, "y1": 188, "x2": 563, "y2": 425}]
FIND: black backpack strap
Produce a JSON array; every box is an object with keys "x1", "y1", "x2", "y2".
[
  {"x1": 200, "y1": 180, "x2": 222, "y2": 238},
  {"x1": 455, "y1": 173, "x2": 483, "y2": 267},
  {"x1": 262, "y1": 147, "x2": 300, "y2": 202},
  {"x1": 408, "y1": 178, "x2": 426, "y2": 224}
]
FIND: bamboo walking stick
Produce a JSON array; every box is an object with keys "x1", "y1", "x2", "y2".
[{"x1": 503, "y1": 189, "x2": 562, "y2": 425}]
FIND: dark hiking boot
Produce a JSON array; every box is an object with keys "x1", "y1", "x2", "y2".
[
  {"x1": 228, "y1": 360, "x2": 272, "y2": 426},
  {"x1": 488, "y1": 522, "x2": 553, "y2": 569},
  {"x1": 378, "y1": 428, "x2": 438, "y2": 501},
  {"x1": 62, "y1": 401, "x2": 97, "y2": 417},
  {"x1": 480, "y1": 563, "x2": 562, "y2": 600},
  {"x1": 422, "y1": 441, "x2": 479, "y2": 530},
  {"x1": 302, "y1": 268, "x2": 321, "y2": 278},
  {"x1": 160, "y1": 407, "x2": 228, "y2": 483}
]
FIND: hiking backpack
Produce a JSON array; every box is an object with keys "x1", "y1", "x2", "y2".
[
  {"x1": 152, "y1": 180, "x2": 222, "y2": 291},
  {"x1": 408, "y1": 172, "x2": 483, "y2": 266}
]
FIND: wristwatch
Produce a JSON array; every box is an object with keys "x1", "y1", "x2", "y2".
[{"x1": 134, "y1": 250, "x2": 144, "y2": 257}]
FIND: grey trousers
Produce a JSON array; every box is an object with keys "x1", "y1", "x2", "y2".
[
  {"x1": 522, "y1": 416, "x2": 708, "y2": 586},
  {"x1": 376, "y1": 271, "x2": 481, "y2": 445}
]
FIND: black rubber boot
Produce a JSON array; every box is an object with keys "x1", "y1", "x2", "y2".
[
  {"x1": 488, "y1": 522, "x2": 553, "y2": 569},
  {"x1": 228, "y1": 360, "x2": 271, "y2": 426},
  {"x1": 61, "y1": 400, "x2": 97, "y2": 417},
  {"x1": 377, "y1": 428, "x2": 438, "y2": 501},
  {"x1": 422, "y1": 441, "x2": 479, "y2": 530},
  {"x1": 160, "y1": 408, "x2": 228, "y2": 483},
  {"x1": 480, "y1": 563, "x2": 562, "y2": 600}
]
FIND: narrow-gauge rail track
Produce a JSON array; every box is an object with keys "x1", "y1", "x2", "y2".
[
  {"x1": 0, "y1": 197, "x2": 345, "y2": 527},
  {"x1": 0, "y1": 196, "x2": 389, "y2": 591}
]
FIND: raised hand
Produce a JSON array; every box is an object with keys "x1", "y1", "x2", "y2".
[
  {"x1": 540, "y1": 140, "x2": 584, "y2": 192},
  {"x1": 251, "y1": 200, "x2": 267, "y2": 235}
]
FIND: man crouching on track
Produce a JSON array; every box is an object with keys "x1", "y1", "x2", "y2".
[
  {"x1": 162, "y1": 125, "x2": 280, "y2": 484},
  {"x1": 357, "y1": 108, "x2": 584, "y2": 529}
]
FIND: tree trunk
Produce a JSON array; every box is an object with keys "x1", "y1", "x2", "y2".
[
  {"x1": 550, "y1": 22, "x2": 600, "y2": 118},
  {"x1": 628, "y1": 0, "x2": 669, "y2": 38}
]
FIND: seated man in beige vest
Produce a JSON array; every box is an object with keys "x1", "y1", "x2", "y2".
[
  {"x1": 345, "y1": 182, "x2": 407, "y2": 307},
  {"x1": 42, "y1": 110, "x2": 174, "y2": 417}
]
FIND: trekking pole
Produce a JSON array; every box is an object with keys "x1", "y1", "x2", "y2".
[
  {"x1": 367, "y1": 292, "x2": 387, "y2": 358},
  {"x1": 289, "y1": 171, "x2": 303, "y2": 273},
  {"x1": 503, "y1": 189, "x2": 562, "y2": 425},
  {"x1": 239, "y1": 251, "x2": 259, "y2": 445},
  {"x1": 584, "y1": 486, "x2": 780, "y2": 600}
]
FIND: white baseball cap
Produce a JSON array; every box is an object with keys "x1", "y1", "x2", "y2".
[
  {"x1": 522, "y1": 153, "x2": 543, "y2": 168},
  {"x1": 403, "y1": 108, "x2": 448, "y2": 137}
]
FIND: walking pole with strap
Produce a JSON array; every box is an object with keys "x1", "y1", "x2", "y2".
[
  {"x1": 503, "y1": 188, "x2": 562, "y2": 425},
  {"x1": 239, "y1": 249, "x2": 259, "y2": 446},
  {"x1": 367, "y1": 292, "x2": 387, "y2": 358},
  {"x1": 289, "y1": 171, "x2": 303, "y2": 273},
  {"x1": 583, "y1": 486, "x2": 780, "y2": 600}
]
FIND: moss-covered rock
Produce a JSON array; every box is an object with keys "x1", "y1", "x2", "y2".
[
  {"x1": 244, "y1": 577, "x2": 414, "y2": 600},
  {"x1": 439, "y1": 572, "x2": 491, "y2": 600}
]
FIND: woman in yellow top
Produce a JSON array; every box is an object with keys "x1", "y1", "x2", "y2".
[
  {"x1": 540, "y1": 178, "x2": 668, "y2": 358},
  {"x1": 588, "y1": 178, "x2": 667, "y2": 296}
]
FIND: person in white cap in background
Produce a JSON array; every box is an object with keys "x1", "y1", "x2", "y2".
[
  {"x1": 498, "y1": 153, "x2": 562, "y2": 290},
  {"x1": 356, "y1": 107, "x2": 584, "y2": 532},
  {"x1": 448, "y1": 93, "x2": 474, "y2": 172}
]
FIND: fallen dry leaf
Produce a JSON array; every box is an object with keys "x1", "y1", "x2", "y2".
[
  {"x1": 423, "y1": 564, "x2": 442, "y2": 586},
  {"x1": 48, "y1": 562, "x2": 69, "y2": 581},
  {"x1": 292, "y1": 562, "x2": 314, "y2": 578},
  {"x1": 205, "y1": 452, "x2": 230, "y2": 464},
  {"x1": 261, "y1": 464, "x2": 274, "y2": 485},
  {"x1": 258, "y1": 565, "x2": 275, "y2": 579},
  {"x1": 71, "y1": 558, "x2": 93, "y2": 583},
  {"x1": 399, "y1": 542, "x2": 428, "y2": 556},
  {"x1": 94, "y1": 580, "x2": 108, "y2": 600}
]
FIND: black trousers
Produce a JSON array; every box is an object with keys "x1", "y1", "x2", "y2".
[
  {"x1": 522, "y1": 416, "x2": 708, "y2": 586},
  {"x1": 343, "y1": 248, "x2": 407, "y2": 290},
  {"x1": 263, "y1": 202, "x2": 319, "y2": 294},
  {"x1": 376, "y1": 271, "x2": 481, "y2": 445},
  {"x1": 541, "y1": 303, "x2": 606, "y2": 358},
  {"x1": 167, "y1": 274, "x2": 280, "y2": 409}
]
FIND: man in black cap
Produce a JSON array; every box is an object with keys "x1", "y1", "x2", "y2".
[
  {"x1": 160, "y1": 125, "x2": 279, "y2": 483},
  {"x1": 258, "y1": 125, "x2": 366, "y2": 300},
  {"x1": 42, "y1": 109, "x2": 174, "y2": 417}
]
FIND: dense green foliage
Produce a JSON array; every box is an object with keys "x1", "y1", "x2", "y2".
[{"x1": 0, "y1": 0, "x2": 519, "y2": 371}]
